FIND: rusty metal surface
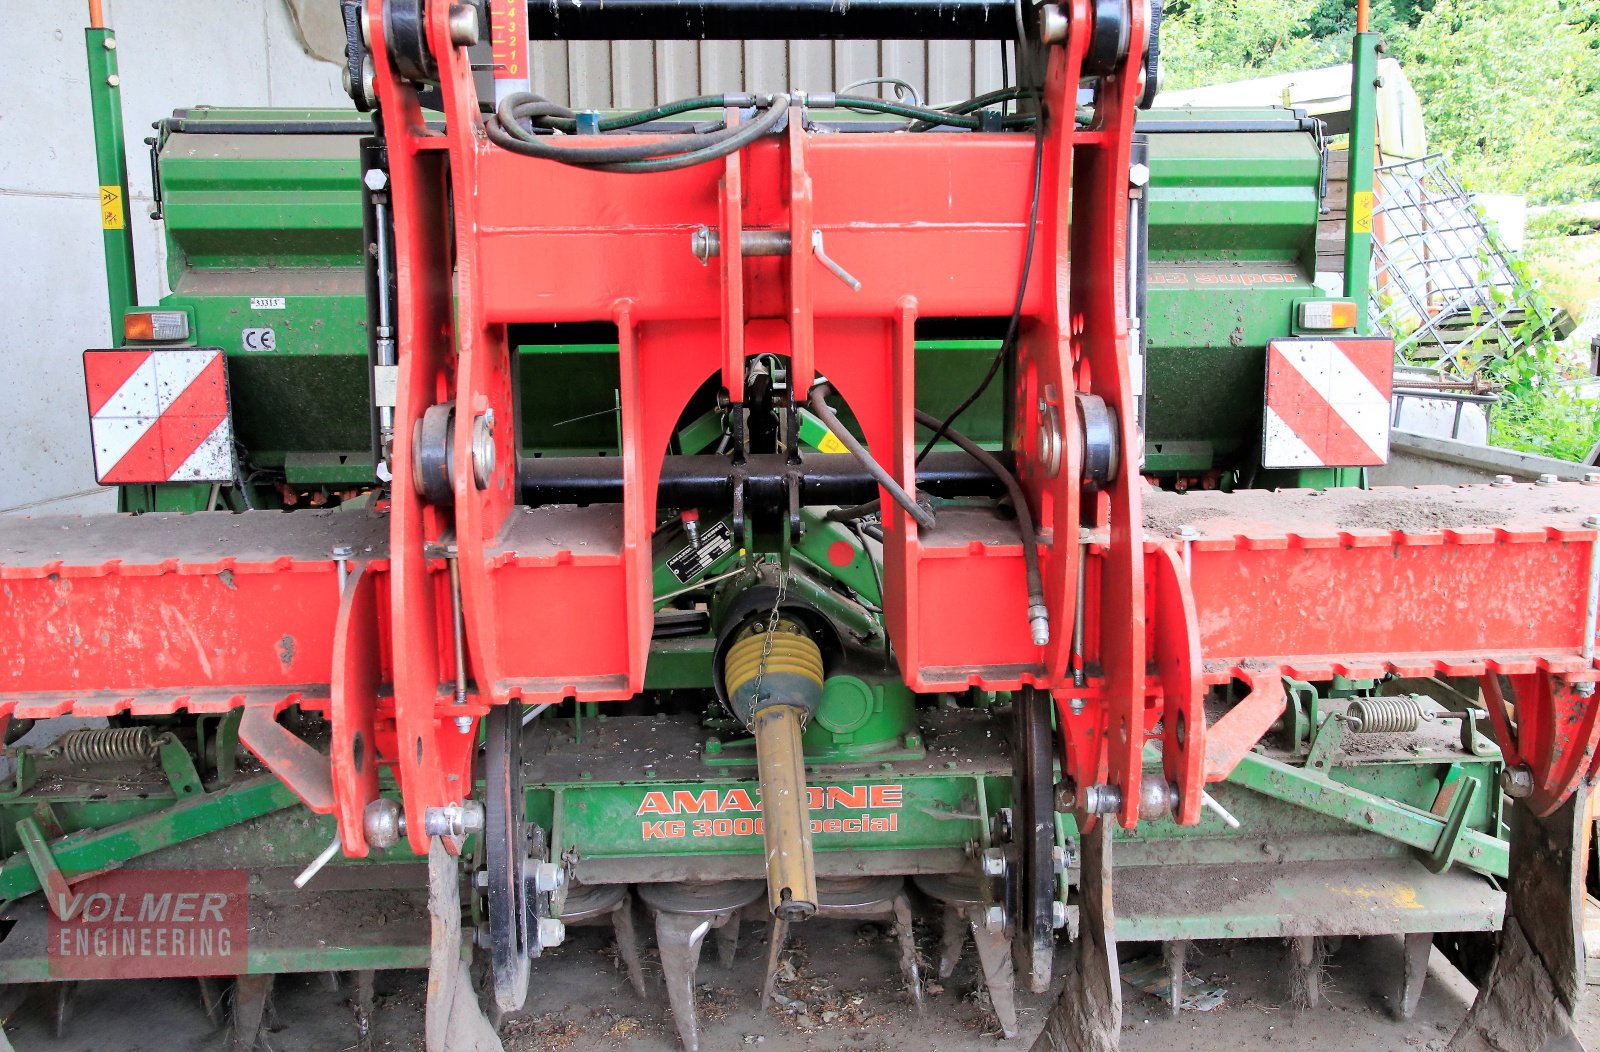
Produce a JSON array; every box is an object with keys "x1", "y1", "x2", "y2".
[
  {"x1": 1, "y1": 509, "x2": 390, "y2": 569},
  {"x1": 1112, "y1": 856, "x2": 1504, "y2": 941},
  {"x1": 1143, "y1": 479, "x2": 1600, "y2": 539}
]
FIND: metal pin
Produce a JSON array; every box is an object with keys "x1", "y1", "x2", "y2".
[
  {"x1": 333, "y1": 545, "x2": 353, "y2": 594},
  {"x1": 1201, "y1": 792, "x2": 1241, "y2": 829},
  {"x1": 811, "y1": 230, "x2": 862, "y2": 291},
  {"x1": 447, "y1": 545, "x2": 468, "y2": 705},
  {"x1": 1072, "y1": 542, "x2": 1087, "y2": 688},
  {"x1": 294, "y1": 831, "x2": 343, "y2": 889}
]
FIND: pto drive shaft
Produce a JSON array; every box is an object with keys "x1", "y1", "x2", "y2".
[{"x1": 723, "y1": 618, "x2": 823, "y2": 919}]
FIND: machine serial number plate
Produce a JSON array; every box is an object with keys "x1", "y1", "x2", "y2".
[{"x1": 666, "y1": 521, "x2": 733, "y2": 582}]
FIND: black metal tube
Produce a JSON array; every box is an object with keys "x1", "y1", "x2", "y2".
[
  {"x1": 523, "y1": 0, "x2": 1017, "y2": 39},
  {"x1": 807, "y1": 385, "x2": 937, "y2": 531},
  {"x1": 518, "y1": 452, "x2": 1007, "y2": 508}
]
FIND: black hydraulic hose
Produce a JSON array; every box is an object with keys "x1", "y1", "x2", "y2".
[
  {"x1": 533, "y1": 95, "x2": 749, "y2": 133},
  {"x1": 833, "y1": 93, "x2": 1035, "y2": 129},
  {"x1": 589, "y1": 99, "x2": 790, "y2": 173},
  {"x1": 487, "y1": 93, "x2": 790, "y2": 173},
  {"x1": 493, "y1": 93, "x2": 745, "y2": 163},
  {"x1": 826, "y1": 497, "x2": 882, "y2": 523},
  {"x1": 913, "y1": 409, "x2": 1048, "y2": 647},
  {"x1": 807, "y1": 384, "x2": 937, "y2": 532},
  {"x1": 907, "y1": 87, "x2": 1041, "y2": 131}
]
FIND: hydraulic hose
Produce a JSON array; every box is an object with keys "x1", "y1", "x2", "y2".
[
  {"x1": 486, "y1": 93, "x2": 791, "y2": 173},
  {"x1": 807, "y1": 384, "x2": 937, "y2": 532},
  {"x1": 913, "y1": 409, "x2": 1049, "y2": 647},
  {"x1": 532, "y1": 95, "x2": 752, "y2": 134},
  {"x1": 832, "y1": 93, "x2": 1034, "y2": 129}
]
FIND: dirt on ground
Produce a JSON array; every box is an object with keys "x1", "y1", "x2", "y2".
[{"x1": 6, "y1": 916, "x2": 1600, "y2": 1052}]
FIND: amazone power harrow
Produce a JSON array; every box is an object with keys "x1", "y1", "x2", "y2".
[{"x1": 1, "y1": 1, "x2": 1597, "y2": 1048}]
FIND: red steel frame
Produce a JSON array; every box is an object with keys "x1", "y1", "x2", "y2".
[{"x1": 3, "y1": 0, "x2": 1599, "y2": 858}]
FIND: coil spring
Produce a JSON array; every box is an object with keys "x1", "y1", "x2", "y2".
[
  {"x1": 51, "y1": 726, "x2": 160, "y2": 764},
  {"x1": 1347, "y1": 696, "x2": 1429, "y2": 734}
]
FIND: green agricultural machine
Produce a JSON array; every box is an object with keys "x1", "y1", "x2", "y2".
[{"x1": 1, "y1": 5, "x2": 1593, "y2": 1052}]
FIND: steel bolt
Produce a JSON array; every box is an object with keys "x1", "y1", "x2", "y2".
[
  {"x1": 103, "y1": 37, "x2": 116, "y2": 50},
  {"x1": 1500, "y1": 764, "x2": 1535, "y2": 799},
  {"x1": 1491, "y1": 474, "x2": 1514, "y2": 487},
  {"x1": 983, "y1": 905, "x2": 1006, "y2": 931},
  {"x1": 106, "y1": 74, "x2": 120, "y2": 87},
  {"x1": 532, "y1": 861, "x2": 566, "y2": 893},
  {"x1": 980, "y1": 848, "x2": 1007, "y2": 878},
  {"x1": 1051, "y1": 844, "x2": 1067, "y2": 874},
  {"x1": 474, "y1": 869, "x2": 489, "y2": 888},
  {"x1": 1051, "y1": 900, "x2": 1070, "y2": 930},
  {"x1": 1129, "y1": 162, "x2": 1150, "y2": 188},
  {"x1": 423, "y1": 801, "x2": 485, "y2": 838},
  {"x1": 1537, "y1": 473, "x2": 1560, "y2": 487},
  {"x1": 364, "y1": 168, "x2": 390, "y2": 192},
  {"x1": 455, "y1": 715, "x2": 473, "y2": 734},
  {"x1": 1082, "y1": 783, "x2": 1123, "y2": 815}
]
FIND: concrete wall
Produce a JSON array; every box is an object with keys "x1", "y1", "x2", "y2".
[{"x1": 0, "y1": 1, "x2": 346, "y2": 515}]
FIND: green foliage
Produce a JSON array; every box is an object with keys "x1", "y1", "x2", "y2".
[
  {"x1": 1477, "y1": 255, "x2": 1598, "y2": 460},
  {"x1": 1161, "y1": 0, "x2": 1340, "y2": 91},
  {"x1": 1398, "y1": 0, "x2": 1600, "y2": 204},
  {"x1": 1162, "y1": 0, "x2": 1600, "y2": 204},
  {"x1": 1487, "y1": 382, "x2": 1600, "y2": 461}
]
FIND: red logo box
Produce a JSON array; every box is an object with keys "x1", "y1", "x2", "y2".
[{"x1": 48, "y1": 869, "x2": 248, "y2": 979}]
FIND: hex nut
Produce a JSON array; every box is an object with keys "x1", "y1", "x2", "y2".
[{"x1": 537, "y1": 917, "x2": 567, "y2": 947}]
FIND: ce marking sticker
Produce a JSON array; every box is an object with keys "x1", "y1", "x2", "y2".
[{"x1": 241, "y1": 328, "x2": 277, "y2": 352}]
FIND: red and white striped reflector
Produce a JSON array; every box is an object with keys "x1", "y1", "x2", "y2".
[
  {"x1": 1262, "y1": 337, "x2": 1394, "y2": 469},
  {"x1": 84, "y1": 348, "x2": 234, "y2": 485}
]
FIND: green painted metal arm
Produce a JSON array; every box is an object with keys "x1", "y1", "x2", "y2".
[
  {"x1": 0, "y1": 776, "x2": 301, "y2": 902},
  {"x1": 86, "y1": 24, "x2": 138, "y2": 339},
  {"x1": 1227, "y1": 750, "x2": 1508, "y2": 879},
  {"x1": 1344, "y1": 30, "x2": 1380, "y2": 330}
]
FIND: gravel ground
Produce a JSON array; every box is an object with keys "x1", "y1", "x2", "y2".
[{"x1": 5, "y1": 914, "x2": 1598, "y2": 1051}]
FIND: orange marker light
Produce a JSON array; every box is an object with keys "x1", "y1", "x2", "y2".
[
  {"x1": 1299, "y1": 300, "x2": 1359, "y2": 331},
  {"x1": 122, "y1": 311, "x2": 190, "y2": 342}
]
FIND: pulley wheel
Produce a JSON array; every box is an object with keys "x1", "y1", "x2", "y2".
[
  {"x1": 1012, "y1": 685, "x2": 1058, "y2": 994},
  {"x1": 482, "y1": 703, "x2": 532, "y2": 1012}
]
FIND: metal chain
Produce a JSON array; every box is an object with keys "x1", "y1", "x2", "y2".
[{"x1": 748, "y1": 569, "x2": 788, "y2": 708}]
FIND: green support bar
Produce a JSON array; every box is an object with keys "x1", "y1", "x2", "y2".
[
  {"x1": 1227, "y1": 751, "x2": 1508, "y2": 878},
  {"x1": 1344, "y1": 30, "x2": 1380, "y2": 332},
  {"x1": 85, "y1": 22, "x2": 138, "y2": 340},
  {"x1": 0, "y1": 776, "x2": 301, "y2": 902}
]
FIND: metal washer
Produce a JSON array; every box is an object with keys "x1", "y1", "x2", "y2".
[
  {"x1": 913, "y1": 872, "x2": 986, "y2": 907},
  {"x1": 559, "y1": 882, "x2": 629, "y2": 923},
  {"x1": 637, "y1": 880, "x2": 765, "y2": 916},
  {"x1": 813, "y1": 876, "x2": 906, "y2": 910}
]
